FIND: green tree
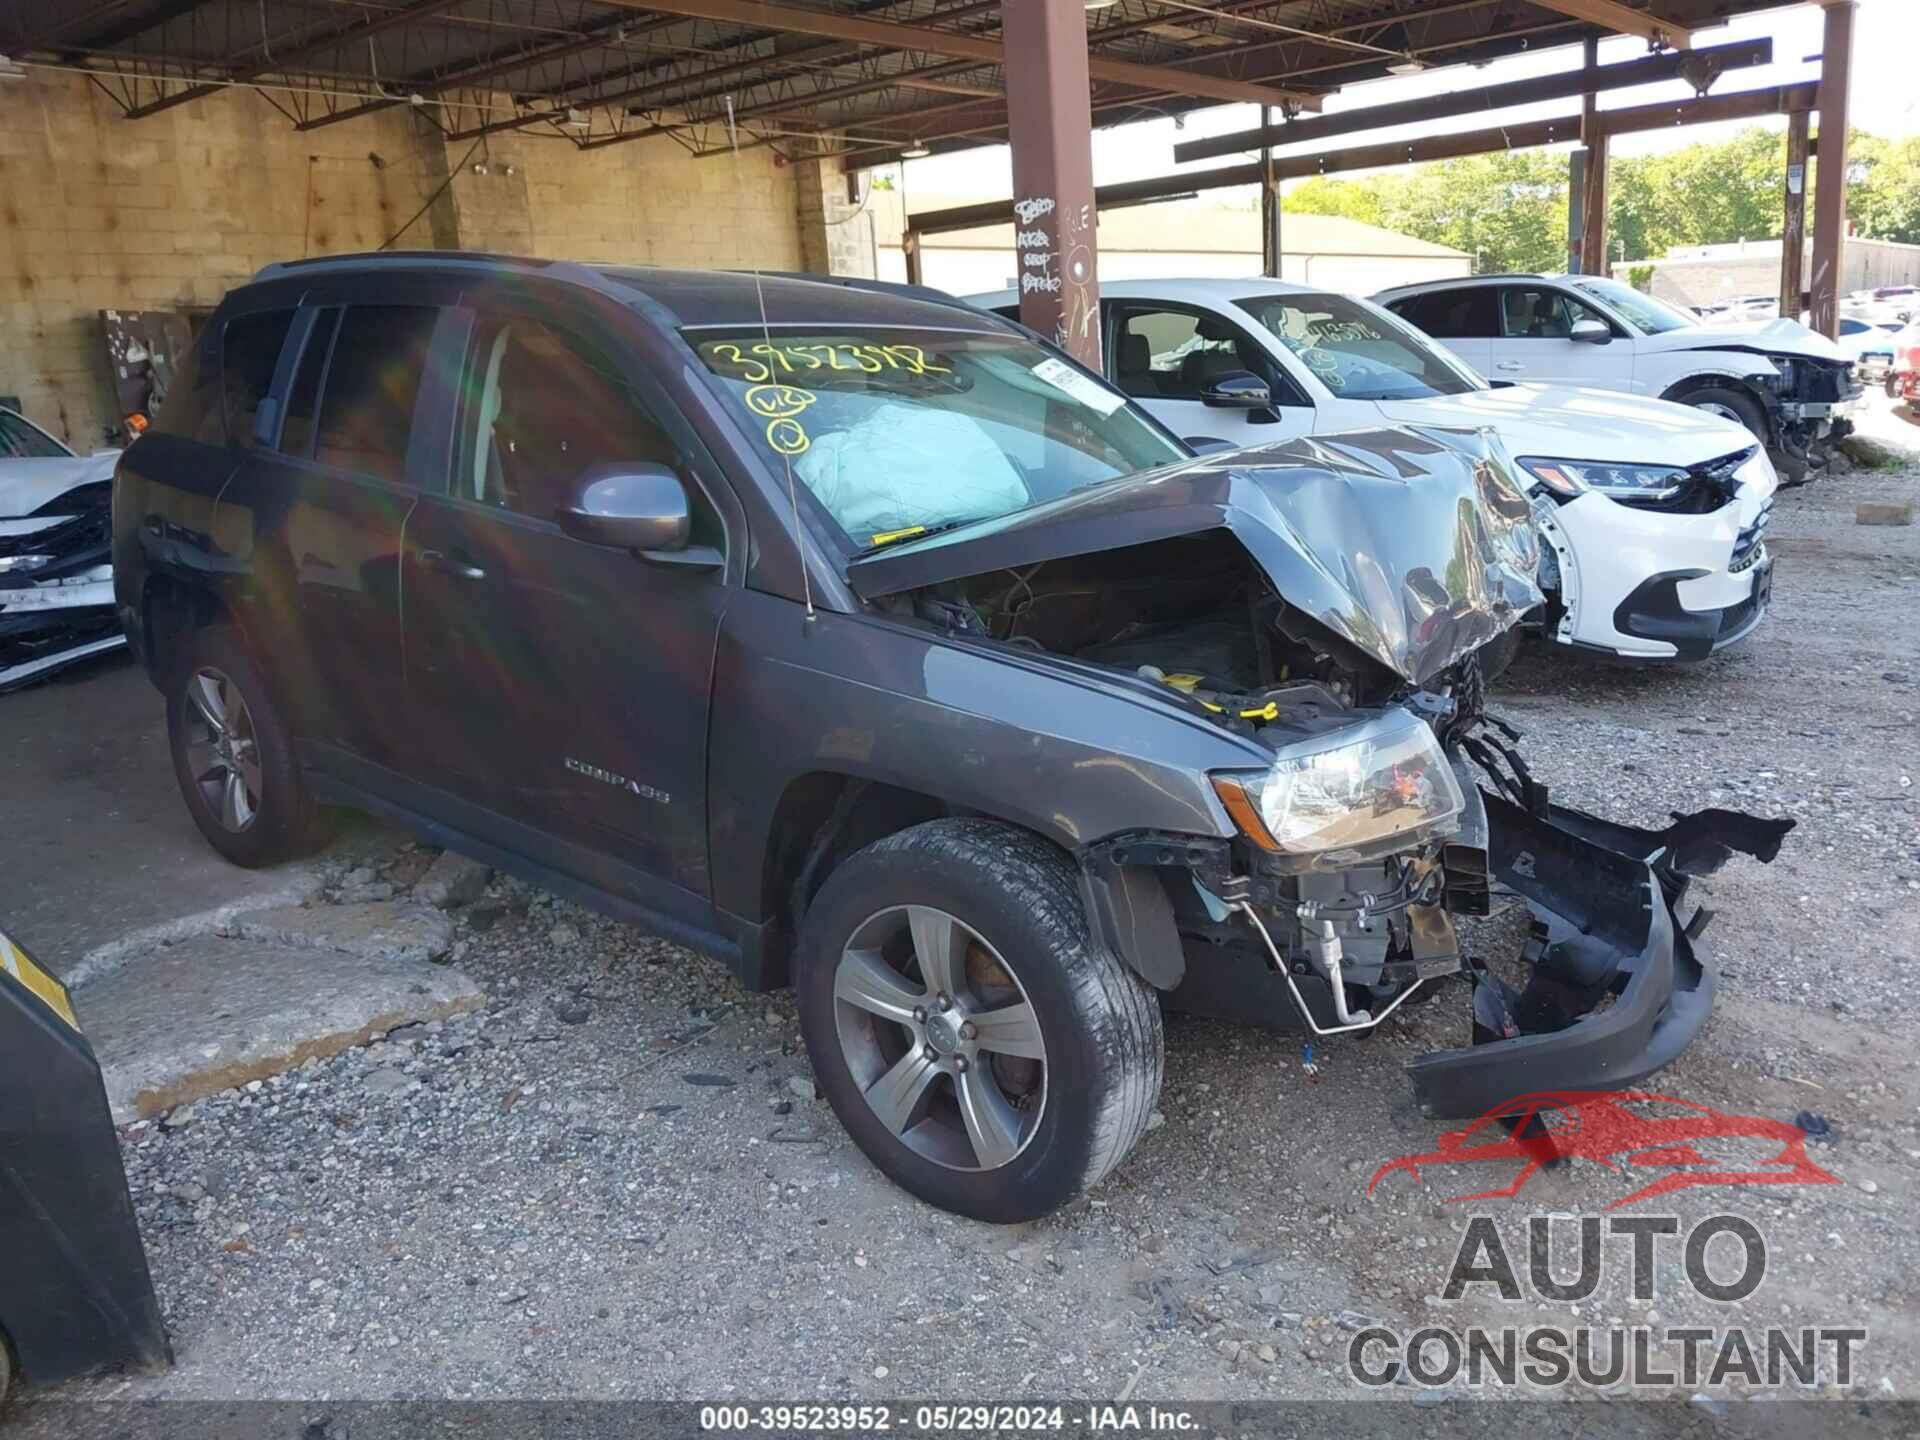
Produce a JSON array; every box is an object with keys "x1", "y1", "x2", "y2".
[{"x1": 1281, "y1": 125, "x2": 1920, "y2": 266}]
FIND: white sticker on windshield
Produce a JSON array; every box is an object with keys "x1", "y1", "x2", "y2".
[{"x1": 1030, "y1": 356, "x2": 1127, "y2": 416}]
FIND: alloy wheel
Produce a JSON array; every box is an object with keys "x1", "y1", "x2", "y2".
[
  {"x1": 832, "y1": 905, "x2": 1048, "y2": 1171},
  {"x1": 183, "y1": 666, "x2": 263, "y2": 833}
]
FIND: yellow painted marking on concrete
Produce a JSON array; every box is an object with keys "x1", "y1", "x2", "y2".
[{"x1": 1, "y1": 927, "x2": 79, "y2": 1032}]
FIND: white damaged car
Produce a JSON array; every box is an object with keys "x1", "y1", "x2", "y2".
[
  {"x1": 1, "y1": 407, "x2": 124, "y2": 691},
  {"x1": 967, "y1": 279, "x2": 1775, "y2": 663}
]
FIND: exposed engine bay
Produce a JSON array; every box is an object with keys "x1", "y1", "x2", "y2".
[{"x1": 860, "y1": 430, "x2": 1792, "y2": 1116}]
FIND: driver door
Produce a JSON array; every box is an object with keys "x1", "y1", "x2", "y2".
[
  {"x1": 1103, "y1": 303, "x2": 1313, "y2": 448},
  {"x1": 401, "y1": 302, "x2": 727, "y2": 910},
  {"x1": 1487, "y1": 284, "x2": 1635, "y2": 391}
]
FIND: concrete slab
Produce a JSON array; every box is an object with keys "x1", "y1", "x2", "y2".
[
  {"x1": 0, "y1": 656, "x2": 395, "y2": 983},
  {"x1": 78, "y1": 934, "x2": 486, "y2": 1123},
  {"x1": 222, "y1": 900, "x2": 456, "y2": 965}
]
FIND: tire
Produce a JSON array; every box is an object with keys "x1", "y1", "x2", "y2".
[
  {"x1": 1889, "y1": 373, "x2": 1900, "y2": 399},
  {"x1": 1680, "y1": 386, "x2": 1769, "y2": 446},
  {"x1": 795, "y1": 818, "x2": 1164, "y2": 1223},
  {"x1": 166, "y1": 625, "x2": 330, "y2": 867}
]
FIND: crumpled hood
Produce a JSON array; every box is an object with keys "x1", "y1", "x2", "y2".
[
  {"x1": 1640, "y1": 316, "x2": 1847, "y2": 363},
  {"x1": 1377, "y1": 384, "x2": 1755, "y2": 467},
  {"x1": 0, "y1": 453, "x2": 118, "y2": 518},
  {"x1": 847, "y1": 425, "x2": 1543, "y2": 687}
]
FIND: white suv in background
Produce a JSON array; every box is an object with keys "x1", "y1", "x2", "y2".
[
  {"x1": 966, "y1": 279, "x2": 1776, "y2": 663},
  {"x1": 1373, "y1": 274, "x2": 1857, "y2": 481}
]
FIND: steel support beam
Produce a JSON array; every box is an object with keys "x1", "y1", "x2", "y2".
[
  {"x1": 1002, "y1": 0, "x2": 1099, "y2": 367},
  {"x1": 1808, "y1": 0, "x2": 1855, "y2": 340},
  {"x1": 1779, "y1": 108, "x2": 1811, "y2": 321},
  {"x1": 1171, "y1": 37, "x2": 1770, "y2": 166},
  {"x1": 1578, "y1": 38, "x2": 1608, "y2": 276},
  {"x1": 590, "y1": 0, "x2": 1318, "y2": 109},
  {"x1": 909, "y1": 82, "x2": 1820, "y2": 238},
  {"x1": 1524, "y1": 0, "x2": 1693, "y2": 48},
  {"x1": 121, "y1": 0, "x2": 468, "y2": 121}
]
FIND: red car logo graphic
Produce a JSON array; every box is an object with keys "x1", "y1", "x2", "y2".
[{"x1": 1368, "y1": 1090, "x2": 1840, "y2": 1209}]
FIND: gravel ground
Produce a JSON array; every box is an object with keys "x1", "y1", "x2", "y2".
[{"x1": 18, "y1": 410, "x2": 1920, "y2": 1412}]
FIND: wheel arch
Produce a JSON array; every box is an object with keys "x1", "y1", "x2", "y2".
[
  {"x1": 1658, "y1": 373, "x2": 1777, "y2": 441},
  {"x1": 754, "y1": 769, "x2": 1188, "y2": 995}
]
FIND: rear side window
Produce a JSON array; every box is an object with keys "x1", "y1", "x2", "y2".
[
  {"x1": 278, "y1": 308, "x2": 340, "y2": 459},
  {"x1": 221, "y1": 309, "x2": 297, "y2": 447},
  {"x1": 1389, "y1": 288, "x2": 1499, "y2": 340},
  {"x1": 312, "y1": 305, "x2": 439, "y2": 484}
]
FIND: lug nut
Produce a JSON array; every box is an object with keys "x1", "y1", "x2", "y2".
[
  {"x1": 959, "y1": 1020, "x2": 977, "y2": 1041},
  {"x1": 953, "y1": 1055, "x2": 970, "y2": 1073},
  {"x1": 913, "y1": 1005, "x2": 928, "y2": 1023},
  {"x1": 935, "y1": 993, "x2": 952, "y2": 1012},
  {"x1": 922, "y1": 1044, "x2": 937, "y2": 1062}
]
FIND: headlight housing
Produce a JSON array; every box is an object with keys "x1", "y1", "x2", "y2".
[
  {"x1": 1211, "y1": 709, "x2": 1465, "y2": 871},
  {"x1": 1518, "y1": 456, "x2": 1691, "y2": 504},
  {"x1": 0, "y1": 553, "x2": 56, "y2": 575}
]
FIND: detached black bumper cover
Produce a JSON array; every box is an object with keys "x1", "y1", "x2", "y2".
[{"x1": 1407, "y1": 790, "x2": 1793, "y2": 1118}]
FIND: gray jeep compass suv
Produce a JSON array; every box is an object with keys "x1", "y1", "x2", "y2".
[{"x1": 113, "y1": 254, "x2": 1789, "y2": 1222}]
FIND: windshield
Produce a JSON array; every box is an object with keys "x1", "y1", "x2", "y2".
[
  {"x1": 1569, "y1": 277, "x2": 1695, "y2": 335},
  {"x1": 688, "y1": 328, "x2": 1186, "y2": 547},
  {"x1": 0, "y1": 410, "x2": 73, "y2": 460},
  {"x1": 1233, "y1": 292, "x2": 1480, "y2": 400}
]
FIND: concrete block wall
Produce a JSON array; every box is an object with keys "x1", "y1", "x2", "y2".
[{"x1": 0, "y1": 73, "x2": 816, "y2": 447}]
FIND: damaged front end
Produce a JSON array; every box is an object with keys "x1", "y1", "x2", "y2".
[
  {"x1": 850, "y1": 425, "x2": 1791, "y2": 1114},
  {"x1": 0, "y1": 478, "x2": 124, "y2": 693}
]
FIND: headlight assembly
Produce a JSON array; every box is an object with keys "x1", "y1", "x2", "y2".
[
  {"x1": 1518, "y1": 456, "x2": 1691, "y2": 504},
  {"x1": 1211, "y1": 709, "x2": 1465, "y2": 869}
]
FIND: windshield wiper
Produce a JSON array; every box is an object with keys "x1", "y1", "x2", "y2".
[{"x1": 854, "y1": 515, "x2": 990, "y2": 555}]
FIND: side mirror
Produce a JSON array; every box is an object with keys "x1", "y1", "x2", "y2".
[
  {"x1": 558, "y1": 463, "x2": 691, "y2": 553},
  {"x1": 1199, "y1": 371, "x2": 1272, "y2": 409},
  {"x1": 1570, "y1": 318, "x2": 1612, "y2": 345}
]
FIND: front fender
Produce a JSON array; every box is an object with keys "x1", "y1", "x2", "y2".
[{"x1": 707, "y1": 591, "x2": 1258, "y2": 923}]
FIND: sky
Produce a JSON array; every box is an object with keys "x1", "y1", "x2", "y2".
[{"x1": 892, "y1": 0, "x2": 1917, "y2": 205}]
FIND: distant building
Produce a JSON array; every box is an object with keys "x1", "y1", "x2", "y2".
[
  {"x1": 868, "y1": 191, "x2": 1472, "y2": 296},
  {"x1": 1614, "y1": 236, "x2": 1920, "y2": 309}
]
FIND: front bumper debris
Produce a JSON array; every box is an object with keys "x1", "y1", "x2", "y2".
[
  {"x1": 1406, "y1": 788, "x2": 1792, "y2": 1118},
  {"x1": 0, "y1": 571, "x2": 124, "y2": 692}
]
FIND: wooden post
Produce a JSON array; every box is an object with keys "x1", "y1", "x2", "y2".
[
  {"x1": 1569, "y1": 148, "x2": 1587, "y2": 273},
  {"x1": 1809, "y1": 0, "x2": 1855, "y2": 339},
  {"x1": 1001, "y1": 0, "x2": 1100, "y2": 367},
  {"x1": 1779, "y1": 109, "x2": 1810, "y2": 321}
]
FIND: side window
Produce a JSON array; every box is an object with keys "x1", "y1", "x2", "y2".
[
  {"x1": 454, "y1": 314, "x2": 679, "y2": 523},
  {"x1": 1498, "y1": 287, "x2": 1606, "y2": 340},
  {"x1": 1391, "y1": 289, "x2": 1499, "y2": 340},
  {"x1": 311, "y1": 305, "x2": 439, "y2": 484},
  {"x1": 221, "y1": 309, "x2": 296, "y2": 448},
  {"x1": 1112, "y1": 308, "x2": 1268, "y2": 402},
  {"x1": 278, "y1": 308, "x2": 340, "y2": 460}
]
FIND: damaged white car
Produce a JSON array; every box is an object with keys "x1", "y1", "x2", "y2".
[{"x1": 1, "y1": 407, "x2": 124, "y2": 692}]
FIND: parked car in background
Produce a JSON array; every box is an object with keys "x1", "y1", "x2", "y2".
[
  {"x1": 1373, "y1": 273, "x2": 1858, "y2": 480},
  {"x1": 1836, "y1": 317, "x2": 1902, "y2": 383},
  {"x1": 113, "y1": 253, "x2": 1790, "y2": 1222},
  {"x1": 968, "y1": 279, "x2": 1777, "y2": 663},
  {"x1": 1, "y1": 407, "x2": 123, "y2": 692}
]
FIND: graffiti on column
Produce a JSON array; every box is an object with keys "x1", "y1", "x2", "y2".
[{"x1": 1014, "y1": 195, "x2": 1098, "y2": 357}]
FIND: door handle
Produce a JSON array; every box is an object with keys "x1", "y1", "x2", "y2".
[
  {"x1": 419, "y1": 548, "x2": 486, "y2": 581},
  {"x1": 1495, "y1": 361, "x2": 1524, "y2": 372}
]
